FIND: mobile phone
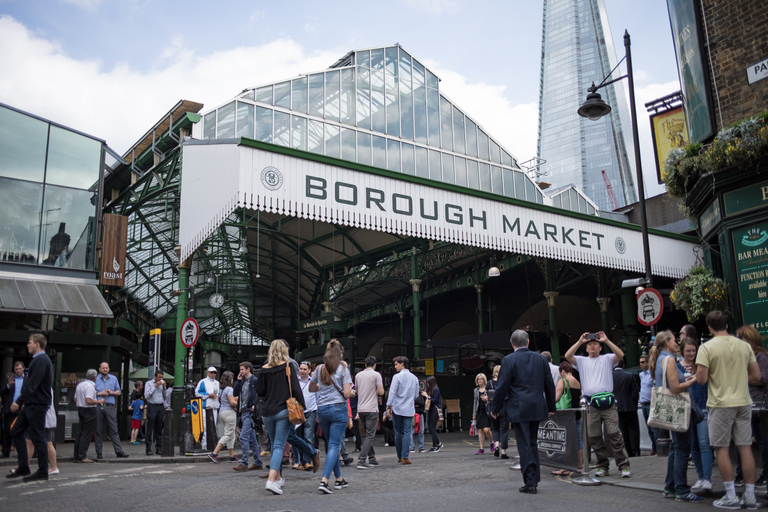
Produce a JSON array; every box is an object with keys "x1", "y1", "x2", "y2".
[{"x1": 586, "y1": 333, "x2": 599, "y2": 341}]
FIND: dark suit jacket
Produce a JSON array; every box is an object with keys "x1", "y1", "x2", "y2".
[
  {"x1": 490, "y1": 347, "x2": 556, "y2": 423},
  {"x1": 612, "y1": 369, "x2": 639, "y2": 413},
  {"x1": 0, "y1": 382, "x2": 16, "y2": 414}
]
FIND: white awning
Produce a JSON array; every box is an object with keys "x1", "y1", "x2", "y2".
[
  {"x1": 0, "y1": 276, "x2": 113, "y2": 318},
  {"x1": 180, "y1": 140, "x2": 700, "y2": 279}
]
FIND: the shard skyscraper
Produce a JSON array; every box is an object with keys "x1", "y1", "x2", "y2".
[{"x1": 537, "y1": 0, "x2": 637, "y2": 211}]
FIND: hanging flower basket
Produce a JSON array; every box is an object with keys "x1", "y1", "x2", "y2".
[{"x1": 670, "y1": 265, "x2": 730, "y2": 322}]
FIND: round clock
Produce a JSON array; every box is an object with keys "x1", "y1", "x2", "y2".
[{"x1": 209, "y1": 293, "x2": 225, "y2": 308}]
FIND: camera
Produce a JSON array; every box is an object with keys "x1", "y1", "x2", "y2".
[{"x1": 586, "y1": 333, "x2": 600, "y2": 341}]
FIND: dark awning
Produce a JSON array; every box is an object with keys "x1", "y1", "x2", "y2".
[{"x1": 0, "y1": 277, "x2": 113, "y2": 318}]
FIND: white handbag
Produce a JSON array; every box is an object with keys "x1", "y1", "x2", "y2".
[{"x1": 647, "y1": 356, "x2": 691, "y2": 433}]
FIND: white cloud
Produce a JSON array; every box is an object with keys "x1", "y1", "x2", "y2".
[
  {"x1": 61, "y1": 0, "x2": 102, "y2": 10},
  {"x1": 0, "y1": 16, "x2": 339, "y2": 154},
  {"x1": 399, "y1": 0, "x2": 461, "y2": 14}
]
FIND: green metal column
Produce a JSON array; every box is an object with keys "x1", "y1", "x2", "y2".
[
  {"x1": 620, "y1": 289, "x2": 640, "y2": 366},
  {"x1": 475, "y1": 285, "x2": 484, "y2": 334},
  {"x1": 398, "y1": 311, "x2": 406, "y2": 354},
  {"x1": 544, "y1": 291, "x2": 560, "y2": 362},
  {"x1": 410, "y1": 279, "x2": 422, "y2": 360},
  {"x1": 172, "y1": 255, "x2": 191, "y2": 445}
]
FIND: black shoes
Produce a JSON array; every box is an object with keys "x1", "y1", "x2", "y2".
[
  {"x1": 519, "y1": 485, "x2": 537, "y2": 494},
  {"x1": 96, "y1": 453, "x2": 103, "y2": 460},
  {"x1": 146, "y1": 451, "x2": 154, "y2": 456},
  {"x1": 7, "y1": 467, "x2": 31, "y2": 479},
  {"x1": 116, "y1": 452, "x2": 129, "y2": 458},
  {"x1": 23, "y1": 471, "x2": 48, "y2": 482}
]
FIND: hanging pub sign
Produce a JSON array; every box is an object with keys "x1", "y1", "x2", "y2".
[
  {"x1": 100, "y1": 214, "x2": 128, "y2": 287},
  {"x1": 650, "y1": 106, "x2": 690, "y2": 183}
]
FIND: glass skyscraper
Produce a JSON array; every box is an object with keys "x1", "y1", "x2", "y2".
[{"x1": 537, "y1": 0, "x2": 637, "y2": 211}]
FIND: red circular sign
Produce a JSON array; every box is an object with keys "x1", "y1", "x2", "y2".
[
  {"x1": 180, "y1": 318, "x2": 199, "y2": 348},
  {"x1": 637, "y1": 287, "x2": 664, "y2": 326}
]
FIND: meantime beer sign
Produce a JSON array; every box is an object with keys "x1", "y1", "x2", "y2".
[
  {"x1": 100, "y1": 214, "x2": 128, "y2": 287},
  {"x1": 179, "y1": 141, "x2": 700, "y2": 279}
]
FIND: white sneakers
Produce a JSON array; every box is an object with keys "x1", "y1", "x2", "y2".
[
  {"x1": 265, "y1": 479, "x2": 284, "y2": 495},
  {"x1": 691, "y1": 479, "x2": 712, "y2": 492}
]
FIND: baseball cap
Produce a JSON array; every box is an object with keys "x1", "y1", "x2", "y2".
[{"x1": 207, "y1": 366, "x2": 218, "y2": 373}]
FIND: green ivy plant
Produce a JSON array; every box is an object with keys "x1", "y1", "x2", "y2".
[
  {"x1": 670, "y1": 265, "x2": 729, "y2": 322},
  {"x1": 663, "y1": 112, "x2": 768, "y2": 203}
]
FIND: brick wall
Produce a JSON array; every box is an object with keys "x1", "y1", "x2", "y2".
[{"x1": 701, "y1": 0, "x2": 768, "y2": 130}]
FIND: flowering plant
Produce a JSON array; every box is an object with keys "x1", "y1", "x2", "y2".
[{"x1": 670, "y1": 265, "x2": 729, "y2": 322}]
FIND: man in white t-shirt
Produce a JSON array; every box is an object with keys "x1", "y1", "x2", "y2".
[
  {"x1": 355, "y1": 356, "x2": 385, "y2": 469},
  {"x1": 565, "y1": 331, "x2": 630, "y2": 478}
]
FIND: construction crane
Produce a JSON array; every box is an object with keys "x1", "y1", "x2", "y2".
[{"x1": 602, "y1": 169, "x2": 619, "y2": 210}]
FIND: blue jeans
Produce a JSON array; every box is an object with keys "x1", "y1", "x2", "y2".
[
  {"x1": 239, "y1": 414, "x2": 262, "y2": 466},
  {"x1": 409, "y1": 413, "x2": 424, "y2": 451},
  {"x1": 293, "y1": 410, "x2": 317, "y2": 465},
  {"x1": 665, "y1": 429, "x2": 691, "y2": 495},
  {"x1": 690, "y1": 413, "x2": 713, "y2": 481},
  {"x1": 393, "y1": 414, "x2": 413, "y2": 460},
  {"x1": 263, "y1": 409, "x2": 292, "y2": 474},
  {"x1": 318, "y1": 403, "x2": 348, "y2": 480},
  {"x1": 641, "y1": 403, "x2": 658, "y2": 452}
]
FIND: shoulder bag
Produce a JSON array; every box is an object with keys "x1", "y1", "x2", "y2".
[
  {"x1": 556, "y1": 377, "x2": 572, "y2": 410},
  {"x1": 285, "y1": 365, "x2": 306, "y2": 425},
  {"x1": 647, "y1": 357, "x2": 691, "y2": 433}
]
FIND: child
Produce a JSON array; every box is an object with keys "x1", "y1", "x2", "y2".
[{"x1": 129, "y1": 395, "x2": 144, "y2": 444}]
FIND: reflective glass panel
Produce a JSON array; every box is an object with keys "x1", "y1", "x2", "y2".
[
  {"x1": 256, "y1": 86, "x2": 273, "y2": 104},
  {"x1": 525, "y1": 179, "x2": 535, "y2": 203},
  {"x1": 308, "y1": 120, "x2": 324, "y2": 154},
  {"x1": 455, "y1": 157, "x2": 467, "y2": 187},
  {"x1": 255, "y1": 107, "x2": 273, "y2": 143},
  {"x1": 241, "y1": 90, "x2": 255, "y2": 101},
  {"x1": 341, "y1": 128, "x2": 356, "y2": 161},
  {"x1": 514, "y1": 172, "x2": 525, "y2": 200},
  {"x1": 291, "y1": 116, "x2": 307, "y2": 150},
  {"x1": 292, "y1": 78, "x2": 308, "y2": 114},
  {"x1": 371, "y1": 48, "x2": 384, "y2": 70},
  {"x1": 0, "y1": 177, "x2": 43, "y2": 264},
  {"x1": 385, "y1": 73, "x2": 399, "y2": 137},
  {"x1": 39, "y1": 184, "x2": 97, "y2": 269},
  {"x1": 578, "y1": 194, "x2": 587, "y2": 213},
  {"x1": 442, "y1": 154, "x2": 454, "y2": 184},
  {"x1": 478, "y1": 129, "x2": 490, "y2": 160},
  {"x1": 429, "y1": 150, "x2": 441, "y2": 181},
  {"x1": 413, "y1": 82, "x2": 426, "y2": 144},
  {"x1": 274, "y1": 111, "x2": 290, "y2": 146},
  {"x1": 427, "y1": 88, "x2": 440, "y2": 147},
  {"x1": 308, "y1": 73, "x2": 324, "y2": 118},
  {"x1": 357, "y1": 132, "x2": 371, "y2": 166},
  {"x1": 465, "y1": 118, "x2": 478, "y2": 158},
  {"x1": 387, "y1": 139, "x2": 400, "y2": 172},
  {"x1": 491, "y1": 166, "x2": 502, "y2": 194},
  {"x1": 489, "y1": 140, "x2": 501, "y2": 164},
  {"x1": 502, "y1": 168, "x2": 515, "y2": 198},
  {"x1": 325, "y1": 124, "x2": 340, "y2": 158},
  {"x1": 467, "y1": 159, "x2": 479, "y2": 189},
  {"x1": 479, "y1": 163, "x2": 491, "y2": 192},
  {"x1": 203, "y1": 111, "x2": 216, "y2": 140},
  {"x1": 0, "y1": 106, "x2": 48, "y2": 182},
  {"x1": 356, "y1": 66, "x2": 371, "y2": 130},
  {"x1": 274, "y1": 82, "x2": 291, "y2": 108},
  {"x1": 325, "y1": 71, "x2": 340, "y2": 122},
  {"x1": 372, "y1": 135, "x2": 387, "y2": 169},
  {"x1": 399, "y1": 51, "x2": 413, "y2": 141},
  {"x1": 357, "y1": 50, "x2": 370, "y2": 68},
  {"x1": 340, "y1": 69, "x2": 355, "y2": 125},
  {"x1": 401, "y1": 143, "x2": 414, "y2": 175},
  {"x1": 236, "y1": 102, "x2": 254, "y2": 138},
  {"x1": 371, "y1": 69, "x2": 385, "y2": 134},
  {"x1": 216, "y1": 102, "x2": 236, "y2": 139},
  {"x1": 452, "y1": 106, "x2": 465, "y2": 155},
  {"x1": 439, "y1": 96, "x2": 452, "y2": 151},
  {"x1": 415, "y1": 146, "x2": 428, "y2": 178},
  {"x1": 501, "y1": 150, "x2": 513, "y2": 166},
  {"x1": 553, "y1": 195, "x2": 562, "y2": 208},
  {"x1": 426, "y1": 70, "x2": 439, "y2": 89},
  {"x1": 45, "y1": 125, "x2": 101, "y2": 190}
]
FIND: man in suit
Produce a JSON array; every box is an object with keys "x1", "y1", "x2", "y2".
[
  {"x1": 490, "y1": 330, "x2": 556, "y2": 495},
  {"x1": 1, "y1": 361, "x2": 25, "y2": 458},
  {"x1": 613, "y1": 358, "x2": 640, "y2": 457}
]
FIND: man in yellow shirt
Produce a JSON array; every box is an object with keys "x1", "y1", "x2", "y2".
[{"x1": 696, "y1": 310, "x2": 761, "y2": 509}]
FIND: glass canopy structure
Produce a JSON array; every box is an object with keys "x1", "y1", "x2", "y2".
[{"x1": 198, "y1": 45, "x2": 544, "y2": 204}]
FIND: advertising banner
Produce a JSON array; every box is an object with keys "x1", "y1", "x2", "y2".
[
  {"x1": 100, "y1": 213, "x2": 128, "y2": 286},
  {"x1": 538, "y1": 409, "x2": 580, "y2": 471},
  {"x1": 732, "y1": 222, "x2": 768, "y2": 344}
]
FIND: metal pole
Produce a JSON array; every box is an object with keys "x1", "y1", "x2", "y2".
[
  {"x1": 572, "y1": 398, "x2": 601, "y2": 486},
  {"x1": 624, "y1": 31, "x2": 655, "y2": 336}
]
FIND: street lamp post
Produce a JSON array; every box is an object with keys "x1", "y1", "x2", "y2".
[
  {"x1": 578, "y1": 30, "x2": 663, "y2": 453},
  {"x1": 578, "y1": 30, "x2": 653, "y2": 294}
]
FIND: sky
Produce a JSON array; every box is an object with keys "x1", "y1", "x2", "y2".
[{"x1": 0, "y1": 0, "x2": 682, "y2": 197}]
